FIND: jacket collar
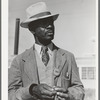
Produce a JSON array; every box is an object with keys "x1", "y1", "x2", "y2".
[{"x1": 22, "y1": 43, "x2": 65, "y2": 61}]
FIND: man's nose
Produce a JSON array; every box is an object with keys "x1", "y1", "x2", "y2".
[{"x1": 46, "y1": 24, "x2": 52, "y2": 29}]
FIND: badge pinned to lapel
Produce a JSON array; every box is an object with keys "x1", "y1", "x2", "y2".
[{"x1": 53, "y1": 68, "x2": 60, "y2": 77}]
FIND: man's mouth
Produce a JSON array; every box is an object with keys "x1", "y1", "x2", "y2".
[
  {"x1": 47, "y1": 32, "x2": 53, "y2": 35},
  {"x1": 46, "y1": 31, "x2": 53, "y2": 35}
]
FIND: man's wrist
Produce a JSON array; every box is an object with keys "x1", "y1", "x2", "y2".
[{"x1": 29, "y1": 84, "x2": 38, "y2": 96}]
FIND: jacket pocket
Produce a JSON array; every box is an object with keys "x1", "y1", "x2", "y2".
[{"x1": 61, "y1": 74, "x2": 71, "y2": 90}]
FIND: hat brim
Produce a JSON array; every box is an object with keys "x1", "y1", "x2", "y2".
[{"x1": 20, "y1": 14, "x2": 59, "y2": 28}]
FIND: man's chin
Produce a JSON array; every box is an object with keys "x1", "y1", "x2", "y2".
[
  {"x1": 45, "y1": 37, "x2": 54, "y2": 41},
  {"x1": 47, "y1": 36, "x2": 54, "y2": 40},
  {"x1": 40, "y1": 36, "x2": 54, "y2": 43}
]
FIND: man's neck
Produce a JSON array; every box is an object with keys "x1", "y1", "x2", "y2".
[
  {"x1": 35, "y1": 42, "x2": 53, "y2": 52},
  {"x1": 35, "y1": 37, "x2": 52, "y2": 46}
]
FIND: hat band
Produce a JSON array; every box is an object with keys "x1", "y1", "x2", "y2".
[{"x1": 30, "y1": 11, "x2": 51, "y2": 19}]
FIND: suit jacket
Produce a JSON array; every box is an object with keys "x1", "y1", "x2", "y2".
[{"x1": 8, "y1": 44, "x2": 85, "y2": 100}]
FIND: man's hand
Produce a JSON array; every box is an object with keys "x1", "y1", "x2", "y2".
[
  {"x1": 31, "y1": 84, "x2": 56, "y2": 100},
  {"x1": 54, "y1": 86, "x2": 69, "y2": 99}
]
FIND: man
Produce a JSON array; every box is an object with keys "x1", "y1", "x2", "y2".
[{"x1": 8, "y1": 2, "x2": 85, "y2": 100}]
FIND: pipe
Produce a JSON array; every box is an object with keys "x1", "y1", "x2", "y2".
[{"x1": 14, "y1": 18, "x2": 20, "y2": 55}]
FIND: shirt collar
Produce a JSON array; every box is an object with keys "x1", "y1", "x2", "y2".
[
  {"x1": 34, "y1": 42, "x2": 53, "y2": 55},
  {"x1": 34, "y1": 43, "x2": 42, "y2": 54}
]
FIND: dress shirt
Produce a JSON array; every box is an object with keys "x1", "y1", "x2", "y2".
[{"x1": 34, "y1": 43, "x2": 53, "y2": 58}]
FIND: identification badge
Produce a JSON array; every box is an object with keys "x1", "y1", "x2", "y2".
[{"x1": 53, "y1": 68, "x2": 60, "y2": 76}]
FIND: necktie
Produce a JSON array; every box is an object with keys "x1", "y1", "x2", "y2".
[{"x1": 41, "y1": 46, "x2": 49, "y2": 66}]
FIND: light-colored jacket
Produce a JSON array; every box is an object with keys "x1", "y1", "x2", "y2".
[{"x1": 8, "y1": 45, "x2": 85, "y2": 100}]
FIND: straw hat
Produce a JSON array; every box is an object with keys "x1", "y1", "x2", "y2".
[{"x1": 20, "y1": 2, "x2": 59, "y2": 28}]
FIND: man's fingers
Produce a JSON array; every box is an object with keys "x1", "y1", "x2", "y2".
[
  {"x1": 54, "y1": 87, "x2": 67, "y2": 93},
  {"x1": 43, "y1": 84, "x2": 55, "y2": 92},
  {"x1": 41, "y1": 89, "x2": 56, "y2": 96},
  {"x1": 41, "y1": 95, "x2": 54, "y2": 100},
  {"x1": 57, "y1": 92, "x2": 69, "y2": 98}
]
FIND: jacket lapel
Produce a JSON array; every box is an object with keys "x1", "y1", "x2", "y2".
[
  {"x1": 55, "y1": 49, "x2": 67, "y2": 76},
  {"x1": 22, "y1": 47, "x2": 39, "y2": 84},
  {"x1": 53, "y1": 45, "x2": 67, "y2": 86}
]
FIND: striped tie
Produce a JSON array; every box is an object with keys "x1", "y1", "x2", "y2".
[{"x1": 41, "y1": 46, "x2": 49, "y2": 66}]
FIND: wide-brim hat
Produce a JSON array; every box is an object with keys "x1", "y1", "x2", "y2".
[{"x1": 20, "y1": 2, "x2": 59, "y2": 28}]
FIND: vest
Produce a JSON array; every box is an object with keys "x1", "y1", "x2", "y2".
[{"x1": 35, "y1": 50, "x2": 55, "y2": 86}]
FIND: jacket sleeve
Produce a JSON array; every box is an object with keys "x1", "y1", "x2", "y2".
[
  {"x1": 8, "y1": 57, "x2": 33, "y2": 100},
  {"x1": 68, "y1": 54, "x2": 85, "y2": 100}
]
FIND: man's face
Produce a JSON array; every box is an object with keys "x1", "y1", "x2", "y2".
[{"x1": 29, "y1": 18, "x2": 55, "y2": 41}]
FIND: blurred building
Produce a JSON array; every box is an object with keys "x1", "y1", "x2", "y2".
[{"x1": 76, "y1": 54, "x2": 96, "y2": 89}]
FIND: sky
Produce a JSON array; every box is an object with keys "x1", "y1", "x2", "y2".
[{"x1": 8, "y1": 0, "x2": 96, "y2": 57}]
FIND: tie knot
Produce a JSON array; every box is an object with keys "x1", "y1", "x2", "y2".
[{"x1": 41, "y1": 46, "x2": 48, "y2": 52}]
